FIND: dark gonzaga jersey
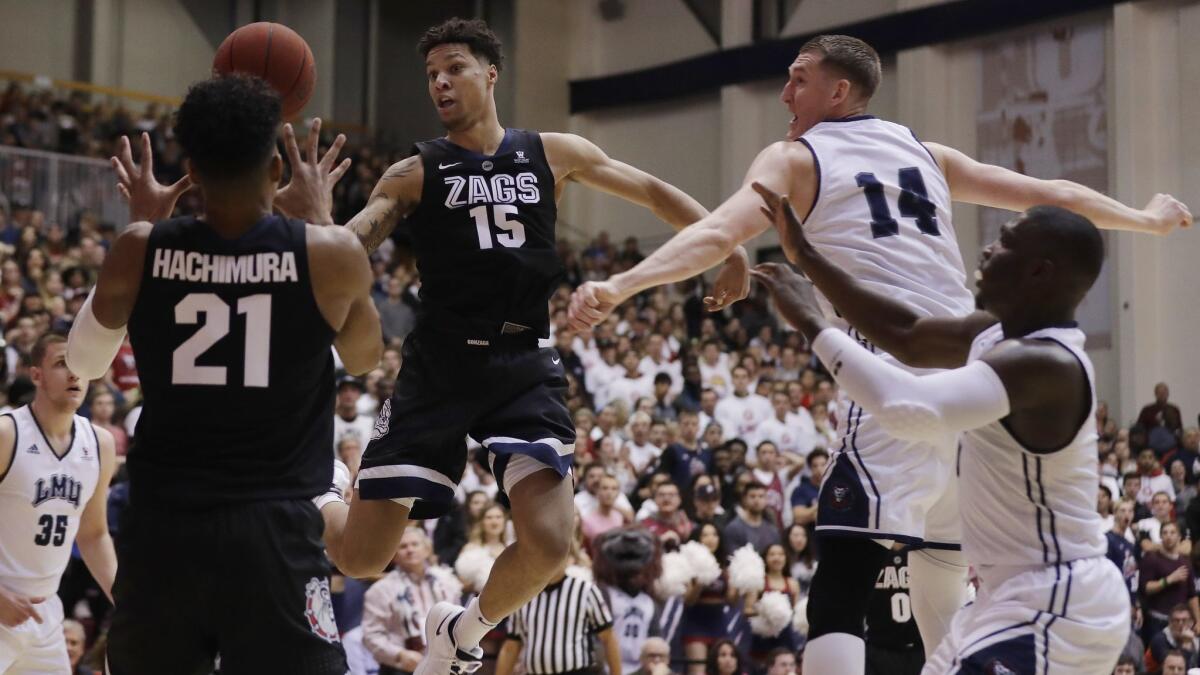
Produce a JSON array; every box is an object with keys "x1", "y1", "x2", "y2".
[
  {"x1": 408, "y1": 128, "x2": 562, "y2": 337},
  {"x1": 126, "y1": 215, "x2": 335, "y2": 507},
  {"x1": 865, "y1": 550, "x2": 923, "y2": 651}
]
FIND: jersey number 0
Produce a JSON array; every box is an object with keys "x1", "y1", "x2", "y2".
[{"x1": 172, "y1": 293, "x2": 272, "y2": 387}]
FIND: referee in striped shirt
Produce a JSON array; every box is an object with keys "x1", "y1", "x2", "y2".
[{"x1": 497, "y1": 569, "x2": 623, "y2": 675}]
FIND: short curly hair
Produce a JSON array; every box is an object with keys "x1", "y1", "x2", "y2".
[
  {"x1": 174, "y1": 74, "x2": 280, "y2": 179},
  {"x1": 417, "y1": 17, "x2": 504, "y2": 71}
]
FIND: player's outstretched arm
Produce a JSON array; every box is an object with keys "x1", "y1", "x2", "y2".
[
  {"x1": 544, "y1": 131, "x2": 753, "y2": 312},
  {"x1": 752, "y1": 263, "x2": 1012, "y2": 442},
  {"x1": 543, "y1": 132, "x2": 709, "y2": 230},
  {"x1": 76, "y1": 426, "x2": 118, "y2": 602},
  {"x1": 67, "y1": 223, "x2": 149, "y2": 381},
  {"x1": 755, "y1": 182, "x2": 993, "y2": 369},
  {"x1": 567, "y1": 141, "x2": 804, "y2": 329},
  {"x1": 344, "y1": 155, "x2": 423, "y2": 253},
  {"x1": 927, "y1": 142, "x2": 1193, "y2": 235},
  {"x1": 309, "y1": 227, "x2": 383, "y2": 375}
]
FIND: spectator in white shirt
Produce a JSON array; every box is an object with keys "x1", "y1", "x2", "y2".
[
  {"x1": 698, "y1": 389, "x2": 719, "y2": 432},
  {"x1": 623, "y1": 411, "x2": 661, "y2": 474},
  {"x1": 753, "y1": 391, "x2": 816, "y2": 464},
  {"x1": 586, "y1": 341, "x2": 623, "y2": 409},
  {"x1": 590, "y1": 403, "x2": 623, "y2": 445},
  {"x1": 775, "y1": 346, "x2": 802, "y2": 382},
  {"x1": 751, "y1": 441, "x2": 790, "y2": 528},
  {"x1": 714, "y1": 367, "x2": 772, "y2": 442},
  {"x1": 575, "y1": 463, "x2": 635, "y2": 520},
  {"x1": 334, "y1": 375, "x2": 376, "y2": 455},
  {"x1": 1137, "y1": 491, "x2": 1182, "y2": 553},
  {"x1": 607, "y1": 351, "x2": 654, "y2": 412},
  {"x1": 1138, "y1": 449, "x2": 1177, "y2": 506},
  {"x1": 698, "y1": 340, "x2": 733, "y2": 399},
  {"x1": 639, "y1": 333, "x2": 682, "y2": 396}
]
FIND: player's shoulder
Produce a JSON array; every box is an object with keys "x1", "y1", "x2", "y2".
[
  {"x1": 90, "y1": 422, "x2": 115, "y2": 449},
  {"x1": 307, "y1": 225, "x2": 369, "y2": 267}
]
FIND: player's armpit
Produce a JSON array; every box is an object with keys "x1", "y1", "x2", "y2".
[{"x1": 346, "y1": 155, "x2": 422, "y2": 253}]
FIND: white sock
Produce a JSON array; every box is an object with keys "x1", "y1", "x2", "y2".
[
  {"x1": 452, "y1": 596, "x2": 498, "y2": 650},
  {"x1": 801, "y1": 633, "x2": 864, "y2": 675},
  {"x1": 908, "y1": 548, "x2": 969, "y2": 658}
]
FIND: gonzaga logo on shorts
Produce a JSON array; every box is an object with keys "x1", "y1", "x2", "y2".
[{"x1": 304, "y1": 577, "x2": 340, "y2": 644}]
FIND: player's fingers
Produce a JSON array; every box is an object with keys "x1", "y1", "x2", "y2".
[
  {"x1": 750, "y1": 181, "x2": 780, "y2": 208},
  {"x1": 111, "y1": 157, "x2": 131, "y2": 186},
  {"x1": 140, "y1": 132, "x2": 154, "y2": 175},
  {"x1": 321, "y1": 133, "x2": 347, "y2": 171},
  {"x1": 118, "y1": 135, "x2": 137, "y2": 178},
  {"x1": 760, "y1": 206, "x2": 774, "y2": 223},
  {"x1": 308, "y1": 118, "x2": 322, "y2": 163},
  {"x1": 330, "y1": 158, "x2": 352, "y2": 184},
  {"x1": 117, "y1": 184, "x2": 131, "y2": 203},
  {"x1": 169, "y1": 174, "x2": 193, "y2": 198},
  {"x1": 282, "y1": 123, "x2": 303, "y2": 168}
]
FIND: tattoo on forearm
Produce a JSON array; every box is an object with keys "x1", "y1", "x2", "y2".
[{"x1": 351, "y1": 196, "x2": 404, "y2": 253}]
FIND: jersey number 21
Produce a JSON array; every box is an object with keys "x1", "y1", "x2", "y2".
[{"x1": 172, "y1": 293, "x2": 271, "y2": 387}]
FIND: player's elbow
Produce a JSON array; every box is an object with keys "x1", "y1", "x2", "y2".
[{"x1": 874, "y1": 402, "x2": 945, "y2": 443}]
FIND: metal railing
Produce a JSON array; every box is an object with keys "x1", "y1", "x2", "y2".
[{"x1": 0, "y1": 145, "x2": 128, "y2": 226}]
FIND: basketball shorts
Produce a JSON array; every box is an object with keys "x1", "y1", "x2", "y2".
[
  {"x1": 0, "y1": 594, "x2": 69, "y2": 675},
  {"x1": 922, "y1": 556, "x2": 1128, "y2": 675},
  {"x1": 357, "y1": 328, "x2": 575, "y2": 519},
  {"x1": 816, "y1": 385, "x2": 961, "y2": 548},
  {"x1": 105, "y1": 499, "x2": 347, "y2": 675}
]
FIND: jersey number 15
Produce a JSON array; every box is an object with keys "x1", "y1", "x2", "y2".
[{"x1": 172, "y1": 293, "x2": 271, "y2": 387}]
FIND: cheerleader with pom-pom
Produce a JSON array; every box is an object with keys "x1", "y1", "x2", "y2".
[
  {"x1": 680, "y1": 523, "x2": 739, "y2": 675},
  {"x1": 744, "y1": 543, "x2": 802, "y2": 666}
]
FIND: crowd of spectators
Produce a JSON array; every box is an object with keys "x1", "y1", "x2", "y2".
[{"x1": 3, "y1": 82, "x2": 1199, "y2": 675}]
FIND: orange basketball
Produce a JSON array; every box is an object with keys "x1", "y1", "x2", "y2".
[{"x1": 213, "y1": 22, "x2": 315, "y2": 118}]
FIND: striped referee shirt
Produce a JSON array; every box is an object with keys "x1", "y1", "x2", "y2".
[{"x1": 507, "y1": 575, "x2": 614, "y2": 674}]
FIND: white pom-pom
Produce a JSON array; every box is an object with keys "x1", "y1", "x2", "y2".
[
  {"x1": 750, "y1": 591, "x2": 793, "y2": 637},
  {"x1": 727, "y1": 544, "x2": 765, "y2": 594},
  {"x1": 427, "y1": 564, "x2": 464, "y2": 601},
  {"x1": 792, "y1": 596, "x2": 808, "y2": 635},
  {"x1": 678, "y1": 541, "x2": 721, "y2": 587},
  {"x1": 565, "y1": 564, "x2": 593, "y2": 583},
  {"x1": 454, "y1": 546, "x2": 495, "y2": 591},
  {"x1": 655, "y1": 551, "x2": 691, "y2": 597}
]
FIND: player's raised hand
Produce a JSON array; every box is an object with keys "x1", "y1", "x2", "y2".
[
  {"x1": 752, "y1": 181, "x2": 814, "y2": 266},
  {"x1": 704, "y1": 246, "x2": 750, "y2": 312},
  {"x1": 0, "y1": 587, "x2": 44, "y2": 627},
  {"x1": 567, "y1": 281, "x2": 622, "y2": 331},
  {"x1": 275, "y1": 117, "x2": 352, "y2": 225},
  {"x1": 111, "y1": 132, "x2": 192, "y2": 223},
  {"x1": 749, "y1": 262, "x2": 827, "y2": 338},
  {"x1": 1142, "y1": 193, "x2": 1193, "y2": 235}
]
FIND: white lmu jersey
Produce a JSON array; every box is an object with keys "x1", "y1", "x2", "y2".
[
  {"x1": 799, "y1": 116, "x2": 974, "y2": 328},
  {"x1": 0, "y1": 406, "x2": 100, "y2": 597},
  {"x1": 960, "y1": 324, "x2": 1107, "y2": 569}
]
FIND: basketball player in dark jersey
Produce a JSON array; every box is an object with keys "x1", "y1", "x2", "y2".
[
  {"x1": 65, "y1": 75, "x2": 380, "y2": 674},
  {"x1": 324, "y1": 18, "x2": 739, "y2": 675}
]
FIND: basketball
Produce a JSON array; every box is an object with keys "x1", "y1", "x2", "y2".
[{"x1": 213, "y1": 22, "x2": 315, "y2": 118}]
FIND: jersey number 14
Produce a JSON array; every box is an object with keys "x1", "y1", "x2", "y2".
[
  {"x1": 172, "y1": 293, "x2": 271, "y2": 387},
  {"x1": 855, "y1": 168, "x2": 940, "y2": 238}
]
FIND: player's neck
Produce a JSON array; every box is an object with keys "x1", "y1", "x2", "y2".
[
  {"x1": 445, "y1": 116, "x2": 506, "y2": 155},
  {"x1": 202, "y1": 197, "x2": 272, "y2": 238},
  {"x1": 999, "y1": 306, "x2": 1075, "y2": 339},
  {"x1": 30, "y1": 396, "x2": 74, "y2": 438}
]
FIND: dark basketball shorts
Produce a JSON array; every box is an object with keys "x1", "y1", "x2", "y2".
[
  {"x1": 106, "y1": 498, "x2": 347, "y2": 675},
  {"x1": 357, "y1": 329, "x2": 576, "y2": 519}
]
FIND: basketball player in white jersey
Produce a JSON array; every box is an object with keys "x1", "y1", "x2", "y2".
[
  {"x1": 567, "y1": 34, "x2": 1191, "y2": 673},
  {"x1": 0, "y1": 333, "x2": 117, "y2": 674},
  {"x1": 752, "y1": 197, "x2": 1129, "y2": 673}
]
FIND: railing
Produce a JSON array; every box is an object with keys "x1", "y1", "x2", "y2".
[{"x1": 0, "y1": 145, "x2": 129, "y2": 226}]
